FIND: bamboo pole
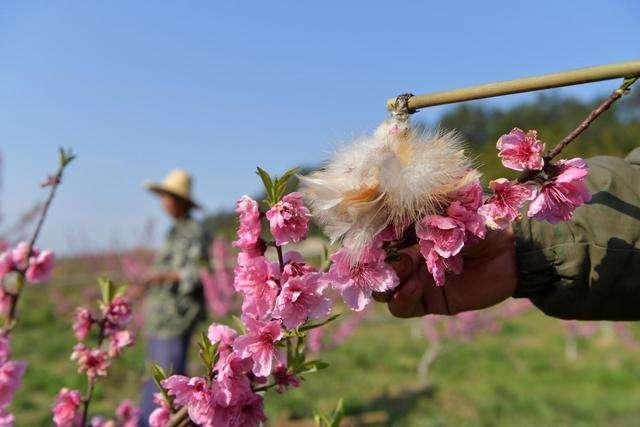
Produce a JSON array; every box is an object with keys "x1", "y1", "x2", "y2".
[{"x1": 386, "y1": 60, "x2": 640, "y2": 112}]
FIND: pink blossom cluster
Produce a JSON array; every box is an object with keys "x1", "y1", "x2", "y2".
[
  {"x1": 405, "y1": 127, "x2": 591, "y2": 286},
  {"x1": 494, "y1": 128, "x2": 591, "y2": 224},
  {"x1": 265, "y1": 192, "x2": 311, "y2": 245},
  {"x1": 324, "y1": 239, "x2": 400, "y2": 311},
  {"x1": 0, "y1": 335, "x2": 27, "y2": 426},
  {"x1": 153, "y1": 176, "x2": 389, "y2": 426},
  {"x1": 0, "y1": 241, "x2": 55, "y2": 286},
  {"x1": 152, "y1": 189, "x2": 325, "y2": 426},
  {"x1": 53, "y1": 282, "x2": 136, "y2": 426},
  {"x1": 416, "y1": 179, "x2": 486, "y2": 286},
  {"x1": 158, "y1": 324, "x2": 268, "y2": 426},
  {"x1": 201, "y1": 238, "x2": 238, "y2": 317}
]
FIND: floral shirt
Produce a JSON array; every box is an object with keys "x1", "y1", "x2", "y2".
[
  {"x1": 143, "y1": 218, "x2": 208, "y2": 338},
  {"x1": 513, "y1": 148, "x2": 640, "y2": 320}
]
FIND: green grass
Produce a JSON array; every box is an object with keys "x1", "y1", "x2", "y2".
[{"x1": 7, "y1": 270, "x2": 640, "y2": 426}]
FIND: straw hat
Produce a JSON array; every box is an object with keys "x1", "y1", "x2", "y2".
[{"x1": 144, "y1": 169, "x2": 201, "y2": 209}]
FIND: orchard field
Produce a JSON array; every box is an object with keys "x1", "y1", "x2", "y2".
[
  {"x1": 9, "y1": 256, "x2": 640, "y2": 426},
  {"x1": 5, "y1": 92, "x2": 640, "y2": 426}
]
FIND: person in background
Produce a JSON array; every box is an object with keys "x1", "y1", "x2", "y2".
[
  {"x1": 139, "y1": 169, "x2": 208, "y2": 426},
  {"x1": 375, "y1": 148, "x2": 640, "y2": 321}
]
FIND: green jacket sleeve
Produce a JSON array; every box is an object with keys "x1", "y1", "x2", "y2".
[{"x1": 512, "y1": 148, "x2": 640, "y2": 320}]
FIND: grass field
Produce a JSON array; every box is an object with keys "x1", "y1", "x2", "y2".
[{"x1": 8, "y1": 263, "x2": 640, "y2": 427}]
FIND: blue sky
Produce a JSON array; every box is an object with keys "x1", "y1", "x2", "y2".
[{"x1": 1, "y1": 1, "x2": 638, "y2": 252}]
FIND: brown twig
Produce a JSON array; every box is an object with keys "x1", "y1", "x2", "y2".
[
  {"x1": 517, "y1": 77, "x2": 638, "y2": 183},
  {"x1": 166, "y1": 406, "x2": 190, "y2": 427},
  {"x1": 394, "y1": 77, "x2": 637, "y2": 251},
  {"x1": 3, "y1": 149, "x2": 75, "y2": 331},
  {"x1": 79, "y1": 318, "x2": 106, "y2": 427}
]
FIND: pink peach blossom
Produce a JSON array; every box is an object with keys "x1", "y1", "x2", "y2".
[
  {"x1": 52, "y1": 388, "x2": 82, "y2": 427},
  {"x1": 0, "y1": 360, "x2": 26, "y2": 407},
  {"x1": 116, "y1": 399, "x2": 139, "y2": 427},
  {"x1": 102, "y1": 296, "x2": 132, "y2": 327},
  {"x1": 160, "y1": 375, "x2": 192, "y2": 406},
  {"x1": 226, "y1": 392, "x2": 267, "y2": 427},
  {"x1": 25, "y1": 250, "x2": 55, "y2": 283},
  {"x1": 233, "y1": 318, "x2": 283, "y2": 377},
  {"x1": 0, "y1": 287, "x2": 11, "y2": 317},
  {"x1": 527, "y1": 158, "x2": 591, "y2": 223},
  {"x1": 233, "y1": 196, "x2": 263, "y2": 256},
  {"x1": 207, "y1": 323, "x2": 238, "y2": 359},
  {"x1": 324, "y1": 239, "x2": 399, "y2": 311},
  {"x1": 89, "y1": 415, "x2": 109, "y2": 427},
  {"x1": 272, "y1": 273, "x2": 331, "y2": 329},
  {"x1": 0, "y1": 336, "x2": 9, "y2": 365},
  {"x1": 497, "y1": 128, "x2": 545, "y2": 171},
  {"x1": 280, "y1": 251, "x2": 317, "y2": 283},
  {"x1": 479, "y1": 178, "x2": 535, "y2": 230},
  {"x1": 265, "y1": 192, "x2": 310, "y2": 245},
  {"x1": 215, "y1": 353, "x2": 253, "y2": 407},
  {"x1": 234, "y1": 254, "x2": 278, "y2": 319},
  {"x1": 107, "y1": 330, "x2": 135, "y2": 357},
  {"x1": 446, "y1": 201, "x2": 486, "y2": 239},
  {"x1": 376, "y1": 223, "x2": 406, "y2": 242},
  {"x1": 419, "y1": 240, "x2": 463, "y2": 286},
  {"x1": 273, "y1": 364, "x2": 301, "y2": 394},
  {"x1": 0, "y1": 407, "x2": 14, "y2": 427},
  {"x1": 10, "y1": 242, "x2": 31, "y2": 270},
  {"x1": 72, "y1": 308, "x2": 93, "y2": 341},
  {"x1": 445, "y1": 177, "x2": 485, "y2": 240},
  {"x1": 148, "y1": 393, "x2": 170, "y2": 427},
  {"x1": 70, "y1": 344, "x2": 110, "y2": 380},
  {"x1": 162, "y1": 375, "x2": 215, "y2": 425},
  {"x1": 0, "y1": 251, "x2": 13, "y2": 279},
  {"x1": 449, "y1": 179, "x2": 484, "y2": 211},
  {"x1": 416, "y1": 215, "x2": 465, "y2": 258}
]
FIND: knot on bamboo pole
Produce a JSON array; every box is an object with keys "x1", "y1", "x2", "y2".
[{"x1": 391, "y1": 92, "x2": 416, "y2": 120}]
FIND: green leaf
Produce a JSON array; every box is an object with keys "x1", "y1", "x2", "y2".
[
  {"x1": 330, "y1": 398, "x2": 345, "y2": 427},
  {"x1": 296, "y1": 359, "x2": 330, "y2": 375},
  {"x1": 114, "y1": 284, "x2": 127, "y2": 298},
  {"x1": 299, "y1": 313, "x2": 342, "y2": 332},
  {"x1": 303, "y1": 359, "x2": 330, "y2": 371},
  {"x1": 313, "y1": 398, "x2": 345, "y2": 427},
  {"x1": 98, "y1": 277, "x2": 115, "y2": 304},
  {"x1": 151, "y1": 363, "x2": 167, "y2": 384},
  {"x1": 256, "y1": 167, "x2": 275, "y2": 204},
  {"x1": 231, "y1": 315, "x2": 246, "y2": 335},
  {"x1": 280, "y1": 166, "x2": 299, "y2": 185},
  {"x1": 274, "y1": 166, "x2": 299, "y2": 201},
  {"x1": 58, "y1": 147, "x2": 76, "y2": 168},
  {"x1": 150, "y1": 362, "x2": 173, "y2": 406},
  {"x1": 198, "y1": 331, "x2": 214, "y2": 368}
]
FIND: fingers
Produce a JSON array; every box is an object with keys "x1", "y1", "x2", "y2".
[{"x1": 387, "y1": 278, "x2": 424, "y2": 318}]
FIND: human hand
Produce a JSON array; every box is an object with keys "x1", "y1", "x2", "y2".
[{"x1": 374, "y1": 228, "x2": 518, "y2": 317}]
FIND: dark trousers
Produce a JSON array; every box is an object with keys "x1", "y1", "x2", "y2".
[{"x1": 139, "y1": 333, "x2": 192, "y2": 427}]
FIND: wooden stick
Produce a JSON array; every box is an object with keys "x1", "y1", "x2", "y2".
[{"x1": 386, "y1": 60, "x2": 640, "y2": 111}]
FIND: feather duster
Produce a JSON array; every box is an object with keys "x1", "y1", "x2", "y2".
[{"x1": 299, "y1": 117, "x2": 479, "y2": 260}]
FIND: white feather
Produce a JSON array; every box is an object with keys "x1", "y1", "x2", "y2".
[{"x1": 300, "y1": 117, "x2": 479, "y2": 260}]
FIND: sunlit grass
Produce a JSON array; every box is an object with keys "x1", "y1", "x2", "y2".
[{"x1": 8, "y1": 271, "x2": 640, "y2": 426}]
